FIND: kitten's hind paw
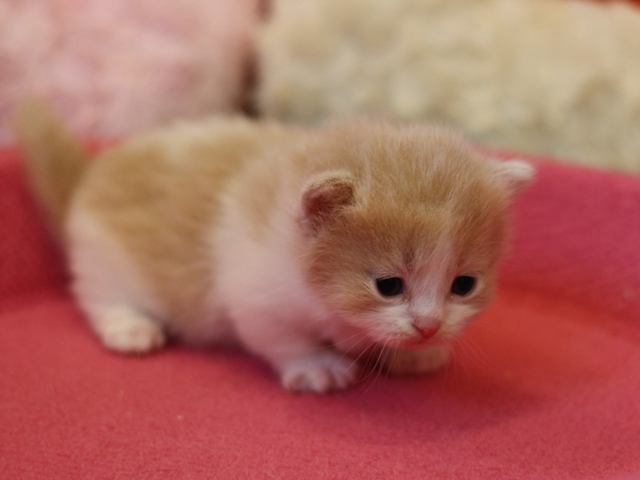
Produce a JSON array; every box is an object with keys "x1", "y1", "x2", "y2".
[
  {"x1": 279, "y1": 352, "x2": 360, "y2": 393},
  {"x1": 91, "y1": 305, "x2": 166, "y2": 354}
]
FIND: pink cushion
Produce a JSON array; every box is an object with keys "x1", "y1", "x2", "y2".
[
  {"x1": 1, "y1": 146, "x2": 638, "y2": 478},
  {"x1": 0, "y1": 0, "x2": 262, "y2": 143}
]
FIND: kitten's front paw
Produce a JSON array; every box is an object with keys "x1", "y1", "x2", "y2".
[
  {"x1": 93, "y1": 305, "x2": 166, "y2": 354},
  {"x1": 384, "y1": 344, "x2": 451, "y2": 376},
  {"x1": 279, "y1": 352, "x2": 360, "y2": 393}
]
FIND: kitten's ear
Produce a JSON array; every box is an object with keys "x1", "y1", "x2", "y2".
[
  {"x1": 300, "y1": 171, "x2": 356, "y2": 235},
  {"x1": 496, "y1": 159, "x2": 536, "y2": 194}
]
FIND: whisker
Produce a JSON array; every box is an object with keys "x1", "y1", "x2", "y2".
[
  {"x1": 312, "y1": 330, "x2": 369, "y2": 353},
  {"x1": 330, "y1": 330, "x2": 371, "y2": 349},
  {"x1": 358, "y1": 349, "x2": 379, "y2": 386},
  {"x1": 359, "y1": 348, "x2": 383, "y2": 394},
  {"x1": 461, "y1": 337, "x2": 490, "y2": 369},
  {"x1": 337, "y1": 336, "x2": 379, "y2": 384},
  {"x1": 454, "y1": 336, "x2": 490, "y2": 385},
  {"x1": 351, "y1": 341, "x2": 385, "y2": 398},
  {"x1": 361, "y1": 340, "x2": 395, "y2": 394},
  {"x1": 380, "y1": 342, "x2": 394, "y2": 383},
  {"x1": 333, "y1": 332, "x2": 369, "y2": 360}
]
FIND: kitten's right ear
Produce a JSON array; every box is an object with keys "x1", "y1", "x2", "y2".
[
  {"x1": 300, "y1": 171, "x2": 356, "y2": 235},
  {"x1": 496, "y1": 159, "x2": 536, "y2": 195}
]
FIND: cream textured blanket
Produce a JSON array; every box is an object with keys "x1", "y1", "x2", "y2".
[{"x1": 259, "y1": 0, "x2": 640, "y2": 172}]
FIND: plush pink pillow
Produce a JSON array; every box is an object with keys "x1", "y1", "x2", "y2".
[{"x1": 0, "y1": 0, "x2": 262, "y2": 144}]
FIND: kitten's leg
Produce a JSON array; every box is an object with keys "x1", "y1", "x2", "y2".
[
  {"x1": 235, "y1": 325, "x2": 360, "y2": 393},
  {"x1": 88, "y1": 304, "x2": 166, "y2": 354},
  {"x1": 67, "y1": 208, "x2": 167, "y2": 355},
  {"x1": 278, "y1": 351, "x2": 360, "y2": 393},
  {"x1": 382, "y1": 344, "x2": 451, "y2": 376}
]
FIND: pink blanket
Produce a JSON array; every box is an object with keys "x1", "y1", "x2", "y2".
[{"x1": 1, "y1": 144, "x2": 638, "y2": 478}]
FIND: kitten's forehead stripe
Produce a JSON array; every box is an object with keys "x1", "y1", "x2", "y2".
[{"x1": 402, "y1": 246, "x2": 415, "y2": 270}]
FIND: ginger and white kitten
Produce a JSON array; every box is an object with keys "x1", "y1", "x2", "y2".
[{"x1": 16, "y1": 102, "x2": 534, "y2": 393}]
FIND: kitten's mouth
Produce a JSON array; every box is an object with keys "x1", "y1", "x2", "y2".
[
  {"x1": 377, "y1": 335, "x2": 445, "y2": 351},
  {"x1": 401, "y1": 336, "x2": 446, "y2": 350}
]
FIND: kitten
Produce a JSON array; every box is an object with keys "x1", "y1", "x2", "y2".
[{"x1": 16, "y1": 101, "x2": 534, "y2": 393}]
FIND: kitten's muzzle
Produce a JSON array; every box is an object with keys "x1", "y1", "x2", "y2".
[{"x1": 412, "y1": 323, "x2": 441, "y2": 340}]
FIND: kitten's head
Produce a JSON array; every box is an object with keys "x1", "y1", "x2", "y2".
[{"x1": 298, "y1": 122, "x2": 534, "y2": 348}]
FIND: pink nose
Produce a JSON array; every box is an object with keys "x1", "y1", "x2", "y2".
[{"x1": 413, "y1": 324, "x2": 440, "y2": 339}]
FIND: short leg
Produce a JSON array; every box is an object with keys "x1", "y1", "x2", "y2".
[
  {"x1": 89, "y1": 305, "x2": 166, "y2": 354},
  {"x1": 279, "y1": 351, "x2": 360, "y2": 393},
  {"x1": 383, "y1": 344, "x2": 451, "y2": 376},
  {"x1": 233, "y1": 317, "x2": 360, "y2": 393}
]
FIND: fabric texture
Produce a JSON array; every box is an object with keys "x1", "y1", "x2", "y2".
[
  {"x1": 258, "y1": 0, "x2": 640, "y2": 173},
  {"x1": 0, "y1": 0, "x2": 262, "y2": 144},
  {"x1": 1, "y1": 144, "x2": 639, "y2": 479}
]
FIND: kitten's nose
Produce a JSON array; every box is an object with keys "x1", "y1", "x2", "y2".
[{"x1": 412, "y1": 323, "x2": 441, "y2": 339}]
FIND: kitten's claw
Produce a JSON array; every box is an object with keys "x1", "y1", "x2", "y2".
[
  {"x1": 92, "y1": 305, "x2": 166, "y2": 354},
  {"x1": 384, "y1": 344, "x2": 451, "y2": 376},
  {"x1": 279, "y1": 352, "x2": 360, "y2": 393}
]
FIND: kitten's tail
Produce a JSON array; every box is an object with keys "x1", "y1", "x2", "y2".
[{"x1": 14, "y1": 99, "x2": 91, "y2": 240}]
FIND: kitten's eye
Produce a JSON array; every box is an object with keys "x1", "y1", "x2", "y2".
[
  {"x1": 451, "y1": 276, "x2": 476, "y2": 296},
  {"x1": 375, "y1": 277, "x2": 404, "y2": 297}
]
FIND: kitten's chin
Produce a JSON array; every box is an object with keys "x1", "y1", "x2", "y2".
[
  {"x1": 396, "y1": 337, "x2": 449, "y2": 350},
  {"x1": 371, "y1": 333, "x2": 449, "y2": 351},
  {"x1": 401, "y1": 338, "x2": 448, "y2": 350}
]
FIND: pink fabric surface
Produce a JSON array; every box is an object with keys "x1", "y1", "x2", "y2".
[
  {"x1": 1, "y1": 146, "x2": 639, "y2": 479},
  {"x1": 0, "y1": 0, "x2": 262, "y2": 144}
]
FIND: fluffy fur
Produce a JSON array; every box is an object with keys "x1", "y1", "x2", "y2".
[
  {"x1": 0, "y1": 0, "x2": 261, "y2": 144},
  {"x1": 16, "y1": 102, "x2": 534, "y2": 393},
  {"x1": 258, "y1": 0, "x2": 640, "y2": 173}
]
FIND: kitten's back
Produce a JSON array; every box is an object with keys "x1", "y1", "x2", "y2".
[{"x1": 73, "y1": 118, "x2": 292, "y2": 327}]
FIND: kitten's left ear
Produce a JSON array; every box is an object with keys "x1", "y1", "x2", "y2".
[
  {"x1": 495, "y1": 159, "x2": 536, "y2": 194},
  {"x1": 300, "y1": 170, "x2": 356, "y2": 235}
]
